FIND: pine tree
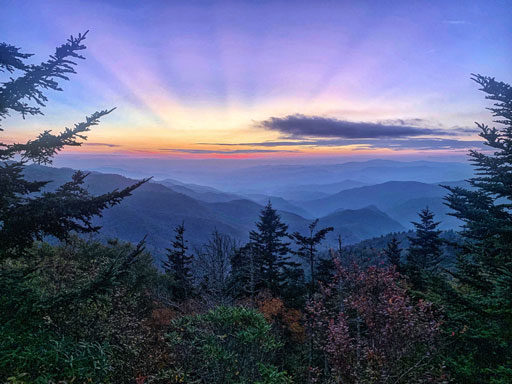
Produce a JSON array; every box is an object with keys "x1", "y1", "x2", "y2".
[
  {"x1": 163, "y1": 223, "x2": 194, "y2": 300},
  {"x1": 249, "y1": 202, "x2": 296, "y2": 297},
  {"x1": 441, "y1": 75, "x2": 512, "y2": 383},
  {"x1": 405, "y1": 207, "x2": 443, "y2": 289},
  {"x1": 383, "y1": 237, "x2": 402, "y2": 270},
  {"x1": 0, "y1": 32, "x2": 147, "y2": 259},
  {"x1": 292, "y1": 219, "x2": 333, "y2": 294}
]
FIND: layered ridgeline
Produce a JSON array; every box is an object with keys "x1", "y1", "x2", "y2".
[
  {"x1": 75, "y1": 158, "x2": 472, "y2": 231},
  {"x1": 23, "y1": 160, "x2": 470, "y2": 258},
  {"x1": 300, "y1": 180, "x2": 469, "y2": 229},
  {"x1": 23, "y1": 164, "x2": 407, "y2": 256},
  {"x1": 151, "y1": 159, "x2": 472, "y2": 191}
]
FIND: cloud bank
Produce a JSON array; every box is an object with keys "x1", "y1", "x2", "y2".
[{"x1": 258, "y1": 114, "x2": 465, "y2": 139}]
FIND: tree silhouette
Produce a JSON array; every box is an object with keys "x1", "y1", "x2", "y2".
[
  {"x1": 163, "y1": 222, "x2": 194, "y2": 300},
  {"x1": 442, "y1": 75, "x2": 512, "y2": 383},
  {"x1": 249, "y1": 202, "x2": 297, "y2": 297},
  {"x1": 0, "y1": 32, "x2": 147, "y2": 259},
  {"x1": 405, "y1": 207, "x2": 443, "y2": 289}
]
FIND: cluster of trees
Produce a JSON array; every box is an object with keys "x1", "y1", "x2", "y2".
[{"x1": 1, "y1": 34, "x2": 511, "y2": 383}]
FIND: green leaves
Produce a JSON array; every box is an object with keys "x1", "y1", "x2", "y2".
[{"x1": 166, "y1": 306, "x2": 289, "y2": 383}]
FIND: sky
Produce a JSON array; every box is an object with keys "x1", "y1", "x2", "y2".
[{"x1": 2, "y1": 0, "x2": 512, "y2": 163}]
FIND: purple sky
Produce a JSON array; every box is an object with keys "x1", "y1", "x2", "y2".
[{"x1": 2, "y1": 0, "x2": 511, "y2": 164}]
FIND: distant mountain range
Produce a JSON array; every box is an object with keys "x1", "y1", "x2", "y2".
[
  {"x1": 200, "y1": 159, "x2": 473, "y2": 192},
  {"x1": 22, "y1": 165, "x2": 406, "y2": 259},
  {"x1": 76, "y1": 159, "x2": 473, "y2": 194},
  {"x1": 300, "y1": 180, "x2": 467, "y2": 230}
]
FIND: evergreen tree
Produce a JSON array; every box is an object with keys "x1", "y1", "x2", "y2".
[
  {"x1": 383, "y1": 237, "x2": 402, "y2": 270},
  {"x1": 405, "y1": 207, "x2": 443, "y2": 289},
  {"x1": 292, "y1": 219, "x2": 333, "y2": 294},
  {"x1": 441, "y1": 75, "x2": 512, "y2": 383},
  {"x1": 249, "y1": 202, "x2": 296, "y2": 297},
  {"x1": 163, "y1": 223, "x2": 194, "y2": 300},
  {"x1": 0, "y1": 32, "x2": 147, "y2": 259}
]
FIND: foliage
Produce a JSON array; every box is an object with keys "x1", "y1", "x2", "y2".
[
  {"x1": 0, "y1": 238, "x2": 161, "y2": 383},
  {"x1": 229, "y1": 243, "x2": 259, "y2": 301},
  {"x1": 306, "y1": 257, "x2": 446, "y2": 383},
  {"x1": 1, "y1": 326, "x2": 111, "y2": 384},
  {"x1": 164, "y1": 306, "x2": 291, "y2": 383}
]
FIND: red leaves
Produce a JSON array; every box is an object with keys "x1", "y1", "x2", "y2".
[{"x1": 306, "y1": 258, "x2": 444, "y2": 383}]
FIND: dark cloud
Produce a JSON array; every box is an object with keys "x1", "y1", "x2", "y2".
[
  {"x1": 85, "y1": 142, "x2": 121, "y2": 148},
  {"x1": 258, "y1": 114, "x2": 463, "y2": 139},
  {"x1": 194, "y1": 115, "x2": 481, "y2": 153},
  {"x1": 159, "y1": 148, "x2": 297, "y2": 154}
]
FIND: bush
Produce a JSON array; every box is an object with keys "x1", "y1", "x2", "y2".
[
  {"x1": 163, "y1": 306, "x2": 291, "y2": 383},
  {"x1": 0, "y1": 238, "x2": 162, "y2": 383}
]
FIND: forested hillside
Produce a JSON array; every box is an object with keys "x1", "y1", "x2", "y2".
[{"x1": 1, "y1": 32, "x2": 511, "y2": 384}]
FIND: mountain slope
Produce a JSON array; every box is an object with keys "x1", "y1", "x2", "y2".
[
  {"x1": 157, "y1": 178, "x2": 243, "y2": 203},
  {"x1": 318, "y1": 206, "x2": 405, "y2": 241},
  {"x1": 303, "y1": 181, "x2": 447, "y2": 217},
  {"x1": 389, "y1": 197, "x2": 461, "y2": 230}
]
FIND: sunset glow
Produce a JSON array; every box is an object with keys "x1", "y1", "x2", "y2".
[{"x1": 2, "y1": 0, "x2": 511, "y2": 159}]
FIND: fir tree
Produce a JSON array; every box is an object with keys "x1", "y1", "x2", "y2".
[
  {"x1": 163, "y1": 223, "x2": 194, "y2": 300},
  {"x1": 405, "y1": 207, "x2": 443, "y2": 289},
  {"x1": 249, "y1": 202, "x2": 296, "y2": 297},
  {"x1": 0, "y1": 32, "x2": 147, "y2": 259},
  {"x1": 441, "y1": 75, "x2": 512, "y2": 383},
  {"x1": 383, "y1": 237, "x2": 402, "y2": 270},
  {"x1": 292, "y1": 219, "x2": 333, "y2": 294}
]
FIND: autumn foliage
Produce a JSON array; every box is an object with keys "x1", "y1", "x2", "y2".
[{"x1": 306, "y1": 257, "x2": 447, "y2": 383}]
